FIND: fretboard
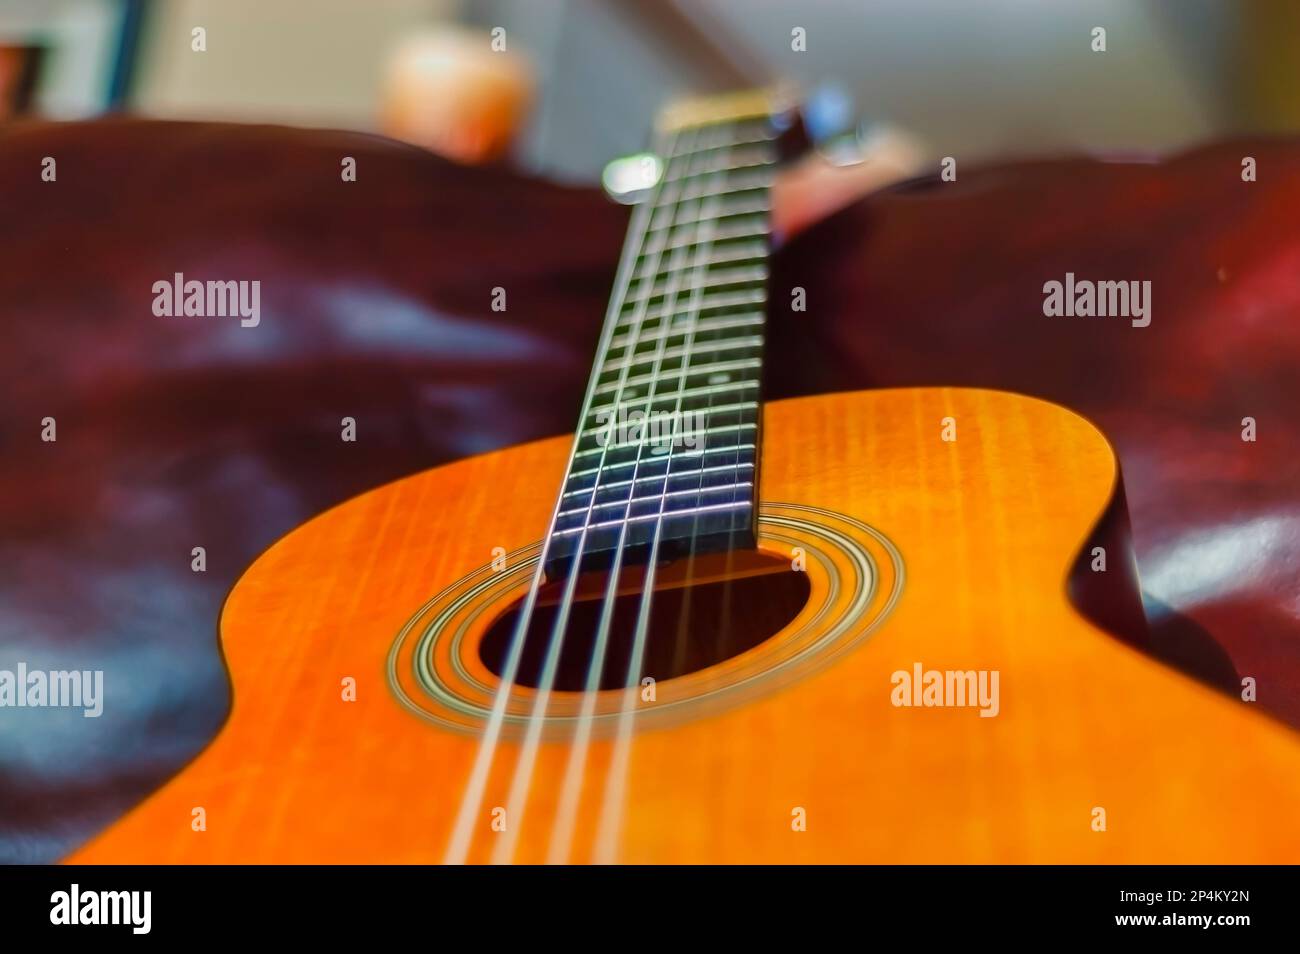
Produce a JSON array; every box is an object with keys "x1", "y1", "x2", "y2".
[{"x1": 543, "y1": 104, "x2": 784, "y2": 578}]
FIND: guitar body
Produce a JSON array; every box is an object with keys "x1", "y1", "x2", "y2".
[{"x1": 70, "y1": 387, "x2": 1300, "y2": 864}]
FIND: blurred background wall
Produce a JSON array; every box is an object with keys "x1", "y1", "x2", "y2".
[
  {"x1": 1, "y1": 0, "x2": 1297, "y2": 178},
  {"x1": 131, "y1": 0, "x2": 455, "y2": 129}
]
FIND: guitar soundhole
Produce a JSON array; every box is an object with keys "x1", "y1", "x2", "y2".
[{"x1": 478, "y1": 551, "x2": 810, "y2": 691}]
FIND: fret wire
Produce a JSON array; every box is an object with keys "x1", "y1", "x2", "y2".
[
  {"x1": 566, "y1": 444, "x2": 756, "y2": 481},
  {"x1": 631, "y1": 240, "x2": 766, "y2": 280},
  {"x1": 625, "y1": 277, "x2": 765, "y2": 304},
  {"x1": 580, "y1": 399, "x2": 757, "y2": 434},
  {"x1": 642, "y1": 135, "x2": 773, "y2": 182},
  {"x1": 624, "y1": 263, "x2": 767, "y2": 300},
  {"x1": 665, "y1": 127, "x2": 774, "y2": 156},
  {"x1": 591, "y1": 358, "x2": 761, "y2": 396},
  {"x1": 660, "y1": 196, "x2": 772, "y2": 228},
  {"x1": 664, "y1": 147, "x2": 776, "y2": 181},
  {"x1": 629, "y1": 134, "x2": 750, "y2": 538},
  {"x1": 577, "y1": 113, "x2": 748, "y2": 530},
  {"x1": 609, "y1": 310, "x2": 765, "y2": 343},
  {"x1": 607, "y1": 323, "x2": 765, "y2": 348},
  {"x1": 631, "y1": 237, "x2": 766, "y2": 280},
  {"x1": 562, "y1": 466, "x2": 755, "y2": 508},
  {"x1": 591, "y1": 376, "x2": 762, "y2": 405},
  {"x1": 596, "y1": 358, "x2": 762, "y2": 392},
  {"x1": 562, "y1": 461, "x2": 756, "y2": 499},
  {"x1": 574, "y1": 426, "x2": 759, "y2": 462},
  {"x1": 616, "y1": 310, "x2": 764, "y2": 343},
  {"x1": 656, "y1": 219, "x2": 768, "y2": 253},
  {"x1": 553, "y1": 495, "x2": 753, "y2": 533},
  {"x1": 608, "y1": 324, "x2": 763, "y2": 359},
  {"x1": 576, "y1": 411, "x2": 758, "y2": 450},
  {"x1": 608, "y1": 340, "x2": 760, "y2": 369},
  {"x1": 571, "y1": 443, "x2": 756, "y2": 469},
  {"x1": 619, "y1": 293, "x2": 766, "y2": 325},
  {"x1": 598, "y1": 336, "x2": 763, "y2": 375},
  {"x1": 619, "y1": 287, "x2": 766, "y2": 321},
  {"x1": 611, "y1": 301, "x2": 764, "y2": 327},
  {"x1": 551, "y1": 500, "x2": 754, "y2": 537},
  {"x1": 583, "y1": 121, "x2": 736, "y2": 535},
  {"x1": 566, "y1": 122, "x2": 721, "y2": 550},
  {"x1": 673, "y1": 199, "x2": 767, "y2": 530},
  {"x1": 608, "y1": 314, "x2": 764, "y2": 351},
  {"x1": 549, "y1": 111, "x2": 776, "y2": 567},
  {"x1": 578, "y1": 407, "x2": 756, "y2": 444},
  {"x1": 561, "y1": 465, "x2": 759, "y2": 504},
  {"x1": 645, "y1": 212, "x2": 768, "y2": 242},
  {"x1": 530, "y1": 132, "x2": 666, "y2": 570},
  {"x1": 679, "y1": 176, "x2": 773, "y2": 202},
  {"x1": 648, "y1": 194, "x2": 771, "y2": 230},
  {"x1": 581, "y1": 381, "x2": 758, "y2": 424},
  {"x1": 548, "y1": 124, "x2": 704, "y2": 566},
  {"x1": 632, "y1": 258, "x2": 768, "y2": 281},
  {"x1": 555, "y1": 482, "x2": 756, "y2": 521},
  {"x1": 560, "y1": 478, "x2": 756, "y2": 524}
]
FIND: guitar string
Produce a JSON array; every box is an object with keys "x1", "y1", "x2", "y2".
[
  {"x1": 666, "y1": 150, "x2": 774, "y2": 692},
  {"x1": 591, "y1": 128, "x2": 743, "y2": 864},
  {"x1": 546, "y1": 122, "x2": 741, "y2": 864},
  {"x1": 719, "y1": 156, "x2": 775, "y2": 668},
  {"x1": 441, "y1": 126, "x2": 686, "y2": 865},
  {"x1": 489, "y1": 124, "x2": 707, "y2": 864}
]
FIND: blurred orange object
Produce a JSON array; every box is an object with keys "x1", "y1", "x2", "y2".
[
  {"x1": 377, "y1": 26, "x2": 925, "y2": 220},
  {"x1": 380, "y1": 26, "x2": 534, "y2": 164}
]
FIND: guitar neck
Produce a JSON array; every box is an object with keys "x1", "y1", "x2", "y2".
[{"x1": 544, "y1": 92, "x2": 793, "y2": 578}]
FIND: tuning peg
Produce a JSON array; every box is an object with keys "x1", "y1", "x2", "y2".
[{"x1": 803, "y1": 83, "x2": 876, "y2": 166}]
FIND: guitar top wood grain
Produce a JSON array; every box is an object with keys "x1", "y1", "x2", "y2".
[{"x1": 69, "y1": 388, "x2": 1300, "y2": 863}]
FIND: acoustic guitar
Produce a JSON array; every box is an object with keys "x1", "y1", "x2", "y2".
[{"x1": 71, "y1": 89, "x2": 1300, "y2": 864}]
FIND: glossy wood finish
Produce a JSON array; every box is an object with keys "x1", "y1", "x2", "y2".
[{"x1": 69, "y1": 388, "x2": 1300, "y2": 863}]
